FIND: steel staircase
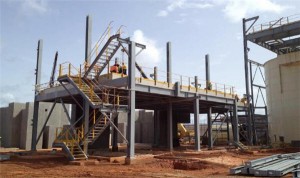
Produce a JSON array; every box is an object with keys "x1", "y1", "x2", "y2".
[
  {"x1": 53, "y1": 128, "x2": 88, "y2": 161},
  {"x1": 70, "y1": 76, "x2": 102, "y2": 105},
  {"x1": 84, "y1": 34, "x2": 121, "y2": 79},
  {"x1": 85, "y1": 114, "x2": 112, "y2": 144},
  {"x1": 57, "y1": 75, "x2": 103, "y2": 108}
]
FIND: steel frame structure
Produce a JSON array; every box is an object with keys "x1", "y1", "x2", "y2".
[
  {"x1": 30, "y1": 15, "x2": 248, "y2": 162},
  {"x1": 242, "y1": 15, "x2": 300, "y2": 145}
]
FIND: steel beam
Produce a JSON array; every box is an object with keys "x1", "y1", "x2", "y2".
[
  {"x1": 49, "y1": 52, "x2": 58, "y2": 87},
  {"x1": 207, "y1": 107, "x2": 212, "y2": 149},
  {"x1": 85, "y1": 15, "x2": 92, "y2": 64},
  {"x1": 167, "y1": 42, "x2": 172, "y2": 86},
  {"x1": 127, "y1": 41, "x2": 136, "y2": 160},
  {"x1": 31, "y1": 39, "x2": 43, "y2": 151},
  {"x1": 247, "y1": 21, "x2": 300, "y2": 42},
  {"x1": 194, "y1": 96, "x2": 200, "y2": 151}
]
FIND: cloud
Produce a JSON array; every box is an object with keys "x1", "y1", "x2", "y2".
[
  {"x1": 157, "y1": 0, "x2": 213, "y2": 17},
  {"x1": 0, "y1": 93, "x2": 15, "y2": 107},
  {"x1": 131, "y1": 30, "x2": 162, "y2": 68},
  {"x1": 21, "y1": 0, "x2": 48, "y2": 14},
  {"x1": 222, "y1": 0, "x2": 290, "y2": 23}
]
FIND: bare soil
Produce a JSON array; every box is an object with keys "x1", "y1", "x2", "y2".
[{"x1": 1, "y1": 146, "x2": 299, "y2": 178}]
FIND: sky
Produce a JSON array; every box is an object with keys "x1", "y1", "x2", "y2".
[{"x1": 1, "y1": 0, "x2": 300, "y2": 107}]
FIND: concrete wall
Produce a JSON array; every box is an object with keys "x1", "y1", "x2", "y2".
[
  {"x1": 264, "y1": 51, "x2": 300, "y2": 143},
  {"x1": 117, "y1": 110, "x2": 154, "y2": 144},
  {"x1": 0, "y1": 102, "x2": 71, "y2": 150}
]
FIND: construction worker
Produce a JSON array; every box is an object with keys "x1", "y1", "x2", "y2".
[
  {"x1": 121, "y1": 62, "x2": 127, "y2": 75},
  {"x1": 110, "y1": 58, "x2": 119, "y2": 73}
]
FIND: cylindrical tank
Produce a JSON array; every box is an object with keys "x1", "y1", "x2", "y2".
[{"x1": 264, "y1": 51, "x2": 300, "y2": 144}]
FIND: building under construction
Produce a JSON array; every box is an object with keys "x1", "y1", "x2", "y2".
[{"x1": 29, "y1": 14, "x2": 300, "y2": 165}]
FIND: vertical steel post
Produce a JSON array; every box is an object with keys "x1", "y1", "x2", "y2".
[
  {"x1": 226, "y1": 112, "x2": 230, "y2": 142},
  {"x1": 207, "y1": 107, "x2": 213, "y2": 149},
  {"x1": 154, "y1": 66, "x2": 157, "y2": 85},
  {"x1": 243, "y1": 18, "x2": 253, "y2": 145},
  {"x1": 112, "y1": 113, "x2": 119, "y2": 152},
  {"x1": 126, "y1": 41, "x2": 136, "y2": 162},
  {"x1": 205, "y1": 54, "x2": 210, "y2": 88},
  {"x1": 85, "y1": 15, "x2": 92, "y2": 65},
  {"x1": 83, "y1": 101, "x2": 89, "y2": 154},
  {"x1": 249, "y1": 63, "x2": 256, "y2": 144},
  {"x1": 167, "y1": 42, "x2": 172, "y2": 87},
  {"x1": 233, "y1": 99, "x2": 239, "y2": 142},
  {"x1": 195, "y1": 76, "x2": 198, "y2": 92},
  {"x1": 31, "y1": 39, "x2": 43, "y2": 151},
  {"x1": 194, "y1": 96, "x2": 200, "y2": 151},
  {"x1": 167, "y1": 102, "x2": 173, "y2": 151}
]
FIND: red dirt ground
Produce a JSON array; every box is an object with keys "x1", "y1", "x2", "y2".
[{"x1": 1, "y1": 146, "x2": 299, "y2": 178}]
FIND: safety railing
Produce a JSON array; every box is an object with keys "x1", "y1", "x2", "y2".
[
  {"x1": 250, "y1": 14, "x2": 300, "y2": 34},
  {"x1": 134, "y1": 65, "x2": 236, "y2": 98},
  {"x1": 58, "y1": 62, "x2": 81, "y2": 78},
  {"x1": 82, "y1": 22, "x2": 124, "y2": 76}
]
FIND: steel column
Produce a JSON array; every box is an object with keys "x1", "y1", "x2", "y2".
[
  {"x1": 207, "y1": 107, "x2": 213, "y2": 149},
  {"x1": 243, "y1": 18, "x2": 253, "y2": 145},
  {"x1": 167, "y1": 42, "x2": 172, "y2": 86},
  {"x1": 127, "y1": 41, "x2": 136, "y2": 160},
  {"x1": 85, "y1": 15, "x2": 92, "y2": 64},
  {"x1": 31, "y1": 39, "x2": 43, "y2": 151},
  {"x1": 194, "y1": 97, "x2": 200, "y2": 151},
  {"x1": 83, "y1": 101, "x2": 89, "y2": 155},
  {"x1": 205, "y1": 54, "x2": 210, "y2": 87},
  {"x1": 167, "y1": 102, "x2": 173, "y2": 151},
  {"x1": 112, "y1": 113, "x2": 119, "y2": 152},
  {"x1": 233, "y1": 99, "x2": 239, "y2": 142}
]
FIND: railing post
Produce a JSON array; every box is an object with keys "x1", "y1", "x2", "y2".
[
  {"x1": 93, "y1": 109, "x2": 95, "y2": 138},
  {"x1": 59, "y1": 64, "x2": 62, "y2": 77},
  {"x1": 195, "y1": 76, "x2": 198, "y2": 92},
  {"x1": 68, "y1": 63, "x2": 71, "y2": 76},
  {"x1": 180, "y1": 75, "x2": 182, "y2": 89},
  {"x1": 154, "y1": 66, "x2": 157, "y2": 86},
  {"x1": 117, "y1": 95, "x2": 120, "y2": 105},
  {"x1": 215, "y1": 83, "x2": 217, "y2": 95},
  {"x1": 224, "y1": 85, "x2": 226, "y2": 97},
  {"x1": 188, "y1": 77, "x2": 191, "y2": 91}
]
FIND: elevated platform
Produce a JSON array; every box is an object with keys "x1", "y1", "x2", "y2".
[
  {"x1": 37, "y1": 72, "x2": 246, "y2": 113},
  {"x1": 247, "y1": 15, "x2": 300, "y2": 54}
]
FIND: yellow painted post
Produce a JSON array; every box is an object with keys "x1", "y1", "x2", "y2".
[
  {"x1": 93, "y1": 109, "x2": 95, "y2": 138},
  {"x1": 59, "y1": 64, "x2": 62, "y2": 77},
  {"x1": 81, "y1": 124, "x2": 84, "y2": 139},
  {"x1": 68, "y1": 63, "x2": 71, "y2": 76},
  {"x1": 117, "y1": 95, "x2": 120, "y2": 105},
  {"x1": 71, "y1": 141, "x2": 74, "y2": 155}
]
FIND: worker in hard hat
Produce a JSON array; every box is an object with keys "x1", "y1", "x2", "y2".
[
  {"x1": 110, "y1": 58, "x2": 119, "y2": 73},
  {"x1": 121, "y1": 62, "x2": 127, "y2": 75}
]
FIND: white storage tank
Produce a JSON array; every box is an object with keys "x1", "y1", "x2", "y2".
[{"x1": 264, "y1": 51, "x2": 300, "y2": 145}]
